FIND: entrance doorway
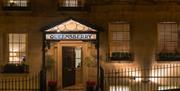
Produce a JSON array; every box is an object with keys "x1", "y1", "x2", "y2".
[
  {"x1": 62, "y1": 46, "x2": 83, "y2": 88},
  {"x1": 43, "y1": 18, "x2": 99, "y2": 91}
]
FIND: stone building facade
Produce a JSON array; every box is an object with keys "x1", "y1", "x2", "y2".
[{"x1": 0, "y1": 0, "x2": 180, "y2": 90}]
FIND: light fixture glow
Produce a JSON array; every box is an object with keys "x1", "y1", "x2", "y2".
[
  {"x1": 110, "y1": 86, "x2": 129, "y2": 91},
  {"x1": 158, "y1": 86, "x2": 178, "y2": 90}
]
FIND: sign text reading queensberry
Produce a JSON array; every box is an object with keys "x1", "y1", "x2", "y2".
[{"x1": 46, "y1": 34, "x2": 96, "y2": 40}]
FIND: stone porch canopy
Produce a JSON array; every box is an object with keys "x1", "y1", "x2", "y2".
[{"x1": 41, "y1": 17, "x2": 103, "y2": 33}]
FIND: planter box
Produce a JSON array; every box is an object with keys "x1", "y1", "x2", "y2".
[
  {"x1": 2, "y1": 64, "x2": 29, "y2": 73},
  {"x1": 110, "y1": 52, "x2": 133, "y2": 61},
  {"x1": 157, "y1": 53, "x2": 180, "y2": 61}
]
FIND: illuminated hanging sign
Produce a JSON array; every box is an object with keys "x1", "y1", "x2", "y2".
[{"x1": 46, "y1": 33, "x2": 96, "y2": 40}]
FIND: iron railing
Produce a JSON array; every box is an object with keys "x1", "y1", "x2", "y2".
[
  {"x1": 0, "y1": 73, "x2": 40, "y2": 91},
  {"x1": 103, "y1": 64, "x2": 180, "y2": 91}
]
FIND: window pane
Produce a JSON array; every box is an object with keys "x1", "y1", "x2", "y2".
[
  {"x1": 9, "y1": 43, "x2": 13, "y2": 52},
  {"x1": 13, "y1": 44, "x2": 20, "y2": 52},
  {"x1": 75, "y1": 59, "x2": 81, "y2": 68},
  {"x1": 13, "y1": 34, "x2": 20, "y2": 42},
  {"x1": 20, "y1": 34, "x2": 26, "y2": 42},
  {"x1": 20, "y1": 44, "x2": 26, "y2": 52},
  {"x1": 75, "y1": 48, "x2": 81, "y2": 58}
]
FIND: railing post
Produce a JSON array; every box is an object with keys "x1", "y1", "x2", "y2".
[
  {"x1": 40, "y1": 30, "x2": 47, "y2": 91},
  {"x1": 40, "y1": 70, "x2": 46, "y2": 91},
  {"x1": 100, "y1": 67, "x2": 104, "y2": 91}
]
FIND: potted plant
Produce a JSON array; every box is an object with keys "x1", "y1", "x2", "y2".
[
  {"x1": 48, "y1": 80, "x2": 57, "y2": 91},
  {"x1": 86, "y1": 80, "x2": 96, "y2": 91},
  {"x1": 157, "y1": 52, "x2": 180, "y2": 61},
  {"x1": 111, "y1": 52, "x2": 132, "y2": 60},
  {"x1": 84, "y1": 56, "x2": 97, "y2": 67}
]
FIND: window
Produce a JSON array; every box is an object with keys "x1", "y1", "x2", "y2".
[
  {"x1": 64, "y1": 0, "x2": 79, "y2": 7},
  {"x1": 109, "y1": 22, "x2": 132, "y2": 61},
  {"x1": 3, "y1": 0, "x2": 30, "y2": 10},
  {"x1": 158, "y1": 22, "x2": 178, "y2": 53},
  {"x1": 8, "y1": 34, "x2": 27, "y2": 64},
  {"x1": 4, "y1": 0, "x2": 29, "y2": 7},
  {"x1": 59, "y1": 0, "x2": 83, "y2": 7},
  {"x1": 157, "y1": 22, "x2": 180, "y2": 61},
  {"x1": 58, "y1": 0, "x2": 89, "y2": 11}
]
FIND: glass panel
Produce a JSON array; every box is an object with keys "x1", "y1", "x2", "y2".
[
  {"x1": 20, "y1": 34, "x2": 26, "y2": 42},
  {"x1": 122, "y1": 32, "x2": 129, "y2": 40},
  {"x1": 75, "y1": 59, "x2": 81, "y2": 68},
  {"x1": 14, "y1": 52, "x2": 20, "y2": 57},
  {"x1": 20, "y1": 44, "x2": 26, "y2": 52},
  {"x1": 9, "y1": 43, "x2": 13, "y2": 52},
  {"x1": 9, "y1": 57, "x2": 13, "y2": 61},
  {"x1": 10, "y1": 52, "x2": 16, "y2": 56},
  {"x1": 75, "y1": 47, "x2": 81, "y2": 68},
  {"x1": 13, "y1": 43, "x2": 20, "y2": 52},
  {"x1": 13, "y1": 34, "x2": 20, "y2": 43},
  {"x1": 75, "y1": 48, "x2": 81, "y2": 58}
]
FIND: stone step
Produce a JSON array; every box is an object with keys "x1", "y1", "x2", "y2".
[{"x1": 59, "y1": 84, "x2": 84, "y2": 91}]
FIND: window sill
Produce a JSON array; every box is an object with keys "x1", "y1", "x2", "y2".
[{"x1": 1, "y1": 64, "x2": 29, "y2": 74}]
